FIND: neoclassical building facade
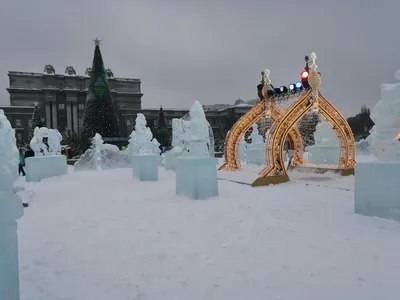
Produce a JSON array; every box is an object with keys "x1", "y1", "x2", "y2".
[{"x1": 1, "y1": 65, "x2": 252, "y2": 143}]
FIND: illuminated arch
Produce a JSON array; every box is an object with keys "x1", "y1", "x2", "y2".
[
  {"x1": 219, "y1": 99, "x2": 304, "y2": 171},
  {"x1": 252, "y1": 54, "x2": 356, "y2": 187}
]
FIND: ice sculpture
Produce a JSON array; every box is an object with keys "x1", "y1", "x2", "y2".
[
  {"x1": 369, "y1": 84, "x2": 400, "y2": 161},
  {"x1": 176, "y1": 101, "x2": 218, "y2": 199},
  {"x1": 74, "y1": 133, "x2": 127, "y2": 171},
  {"x1": 0, "y1": 110, "x2": 24, "y2": 300},
  {"x1": 238, "y1": 137, "x2": 247, "y2": 161},
  {"x1": 306, "y1": 122, "x2": 339, "y2": 165},
  {"x1": 165, "y1": 118, "x2": 185, "y2": 170},
  {"x1": 355, "y1": 70, "x2": 400, "y2": 222},
  {"x1": 356, "y1": 125, "x2": 376, "y2": 154},
  {"x1": 245, "y1": 124, "x2": 265, "y2": 165},
  {"x1": 25, "y1": 126, "x2": 67, "y2": 182},
  {"x1": 129, "y1": 114, "x2": 159, "y2": 181}
]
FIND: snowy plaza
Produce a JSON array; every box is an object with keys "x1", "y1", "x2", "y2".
[
  {"x1": 16, "y1": 161, "x2": 400, "y2": 300},
  {"x1": 1, "y1": 5, "x2": 400, "y2": 297}
]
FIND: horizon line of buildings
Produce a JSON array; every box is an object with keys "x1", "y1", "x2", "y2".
[{"x1": 0, "y1": 68, "x2": 254, "y2": 143}]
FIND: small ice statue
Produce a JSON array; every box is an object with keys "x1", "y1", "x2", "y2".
[
  {"x1": 0, "y1": 110, "x2": 24, "y2": 299},
  {"x1": 171, "y1": 118, "x2": 185, "y2": 152},
  {"x1": 247, "y1": 124, "x2": 264, "y2": 149},
  {"x1": 313, "y1": 122, "x2": 338, "y2": 145},
  {"x1": 29, "y1": 126, "x2": 62, "y2": 156},
  {"x1": 47, "y1": 129, "x2": 62, "y2": 155},
  {"x1": 369, "y1": 78, "x2": 400, "y2": 161},
  {"x1": 93, "y1": 133, "x2": 103, "y2": 170},
  {"x1": 129, "y1": 114, "x2": 159, "y2": 181},
  {"x1": 129, "y1": 113, "x2": 154, "y2": 155},
  {"x1": 182, "y1": 101, "x2": 210, "y2": 157}
]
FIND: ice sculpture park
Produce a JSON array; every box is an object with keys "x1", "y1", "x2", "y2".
[{"x1": 3, "y1": 93, "x2": 400, "y2": 300}]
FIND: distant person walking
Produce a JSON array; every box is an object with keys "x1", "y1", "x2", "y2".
[{"x1": 18, "y1": 148, "x2": 26, "y2": 176}]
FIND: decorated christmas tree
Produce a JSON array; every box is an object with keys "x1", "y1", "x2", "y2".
[
  {"x1": 153, "y1": 106, "x2": 170, "y2": 148},
  {"x1": 28, "y1": 101, "x2": 44, "y2": 140},
  {"x1": 157, "y1": 106, "x2": 167, "y2": 128},
  {"x1": 81, "y1": 38, "x2": 120, "y2": 145}
]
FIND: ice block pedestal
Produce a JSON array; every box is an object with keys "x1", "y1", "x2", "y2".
[
  {"x1": 355, "y1": 162, "x2": 400, "y2": 222},
  {"x1": 25, "y1": 155, "x2": 68, "y2": 182},
  {"x1": 245, "y1": 148, "x2": 265, "y2": 165},
  {"x1": 176, "y1": 156, "x2": 218, "y2": 200},
  {"x1": 354, "y1": 73, "x2": 400, "y2": 222},
  {"x1": 132, "y1": 154, "x2": 159, "y2": 181},
  {"x1": 0, "y1": 193, "x2": 24, "y2": 300}
]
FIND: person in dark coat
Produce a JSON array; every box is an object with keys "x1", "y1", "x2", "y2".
[
  {"x1": 18, "y1": 148, "x2": 26, "y2": 176},
  {"x1": 24, "y1": 146, "x2": 35, "y2": 159}
]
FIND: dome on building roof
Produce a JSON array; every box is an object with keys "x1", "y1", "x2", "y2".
[
  {"x1": 234, "y1": 99, "x2": 244, "y2": 105},
  {"x1": 106, "y1": 68, "x2": 114, "y2": 78},
  {"x1": 85, "y1": 67, "x2": 92, "y2": 77},
  {"x1": 65, "y1": 66, "x2": 76, "y2": 76},
  {"x1": 44, "y1": 64, "x2": 55, "y2": 75}
]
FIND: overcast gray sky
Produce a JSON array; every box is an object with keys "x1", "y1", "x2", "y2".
[{"x1": 0, "y1": 0, "x2": 399, "y2": 117}]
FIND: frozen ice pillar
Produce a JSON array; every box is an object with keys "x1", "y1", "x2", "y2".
[
  {"x1": 129, "y1": 113, "x2": 160, "y2": 181},
  {"x1": 175, "y1": 101, "x2": 219, "y2": 199},
  {"x1": 0, "y1": 110, "x2": 24, "y2": 300},
  {"x1": 355, "y1": 71, "x2": 400, "y2": 222}
]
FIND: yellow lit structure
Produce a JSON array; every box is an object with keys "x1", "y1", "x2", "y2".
[
  {"x1": 219, "y1": 53, "x2": 356, "y2": 187},
  {"x1": 252, "y1": 53, "x2": 356, "y2": 186},
  {"x1": 219, "y1": 70, "x2": 305, "y2": 171}
]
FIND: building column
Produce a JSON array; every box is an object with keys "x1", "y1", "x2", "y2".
[
  {"x1": 66, "y1": 104, "x2": 72, "y2": 133},
  {"x1": 45, "y1": 103, "x2": 51, "y2": 128},
  {"x1": 72, "y1": 104, "x2": 78, "y2": 133},
  {"x1": 52, "y1": 104, "x2": 57, "y2": 129}
]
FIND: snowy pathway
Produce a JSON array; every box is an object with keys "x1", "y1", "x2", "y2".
[{"x1": 17, "y1": 167, "x2": 400, "y2": 300}]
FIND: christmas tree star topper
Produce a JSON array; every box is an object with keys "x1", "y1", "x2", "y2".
[{"x1": 94, "y1": 37, "x2": 101, "y2": 46}]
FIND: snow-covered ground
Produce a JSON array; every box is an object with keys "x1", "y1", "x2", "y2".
[{"x1": 17, "y1": 156, "x2": 400, "y2": 300}]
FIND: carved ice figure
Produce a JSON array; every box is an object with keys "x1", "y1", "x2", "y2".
[
  {"x1": 313, "y1": 122, "x2": 338, "y2": 145},
  {"x1": 30, "y1": 127, "x2": 41, "y2": 155},
  {"x1": 129, "y1": 113, "x2": 155, "y2": 155},
  {"x1": 369, "y1": 81, "x2": 400, "y2": 161},
  {"x1": 47, "y1": 129, "x2": 62, "y2": 155},
  {"x1": 0, "y1": 110, "x2": 19, "y2": 185},
  {"x1": 171, "y1": 118, "x2": 185, "y2": 151},
  {"x1": 93, "y1": 133, "x2": 103, "y2": 170},
  {"x1": 248, "y1": 124, "x2": 263, "y2": 146},
  {"x1": 181, "y1": 101, "x2": 210, "y2": 157}
]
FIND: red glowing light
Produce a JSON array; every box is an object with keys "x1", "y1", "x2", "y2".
[{"x1": 301, "y1": 71, "x2": 309, "y2": 79}]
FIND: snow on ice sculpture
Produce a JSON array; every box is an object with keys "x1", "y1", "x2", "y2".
[
  {"x1": 245, "y1": 124, "x2": 265, "y2": 166},
  {"x1": 129, "y1": 113, "x2": 159, "y2": 181},
  {"x1": 356, "y1": 125, "x2": 376, "y2": 154},
  {"x1": 176, "y1": 101, "x2": 218, "y2": 200},
  {"x1": 25, "y1": 126, "x2": 67, "y2": 182},
  {"x1": 165, "y1": 118, "x2": 185, "y2": 171},
  {"x1": 355, "y1": 69, "x2": 400, "y2": 222},
  {"x1": 74, "y1": 133, "x2": 123, "y2": 171},
  {"x1": 0, "y1": 110, "x2": 24, "y2": 300},
  {"x1": 306, "y1": 121, "x2": 339, "y2": 165}
]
